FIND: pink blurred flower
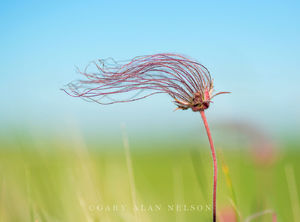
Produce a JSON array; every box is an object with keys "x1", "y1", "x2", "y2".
[{"x1": 219, "y1": 206, "x2": 237, "y2": 222}]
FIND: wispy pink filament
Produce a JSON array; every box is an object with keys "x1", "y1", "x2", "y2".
[{"x1": 63, "y1": 53, "x2": 215, "y2": 106}]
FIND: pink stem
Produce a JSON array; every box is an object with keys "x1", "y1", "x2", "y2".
[{"x1": 200, "y1": 110, "x2": 217, "y2": 222}]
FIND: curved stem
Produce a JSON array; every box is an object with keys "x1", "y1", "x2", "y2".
[{"x1": 200, "y1": 110, "x2": 217, "y2": 222}]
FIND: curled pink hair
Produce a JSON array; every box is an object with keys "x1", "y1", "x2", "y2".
[{"x1": 63, "y1": 53, "x2": 228, "y2": 111}]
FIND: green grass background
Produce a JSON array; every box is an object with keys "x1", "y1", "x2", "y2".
[{"x1": 0, "y1": 131, "x2": 299, "y2": 222}]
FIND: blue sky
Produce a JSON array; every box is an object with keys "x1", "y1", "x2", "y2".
[{"x1": 1, "y1": 0, "x2": 300, "y2": 138}]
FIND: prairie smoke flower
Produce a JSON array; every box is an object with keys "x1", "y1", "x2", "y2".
[
  {"x1": 64, "y1": 53, "x2": 229, "y2": 222},
  {"x1": 63, "y1": 53, "x2": 228, "y2": 111}
]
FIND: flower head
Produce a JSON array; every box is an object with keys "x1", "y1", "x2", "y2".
[{"x1": 63, "y1": 53, "x2": 229, "y2": 111}]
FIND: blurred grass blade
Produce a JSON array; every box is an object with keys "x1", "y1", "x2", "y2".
[
  {"x1": 121, "y1": 123, "x2": 139, "y2": 222},
  {"x1": 244, "y1": 209, "x2": 276, "y2": 222},
  {"x1": 285, "y1": 164, "x2": 300, "y2": 221}
]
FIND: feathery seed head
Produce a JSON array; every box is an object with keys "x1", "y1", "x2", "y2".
[{"x1": 63, "y1": 53, "x2": 229, "y2": 111}]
